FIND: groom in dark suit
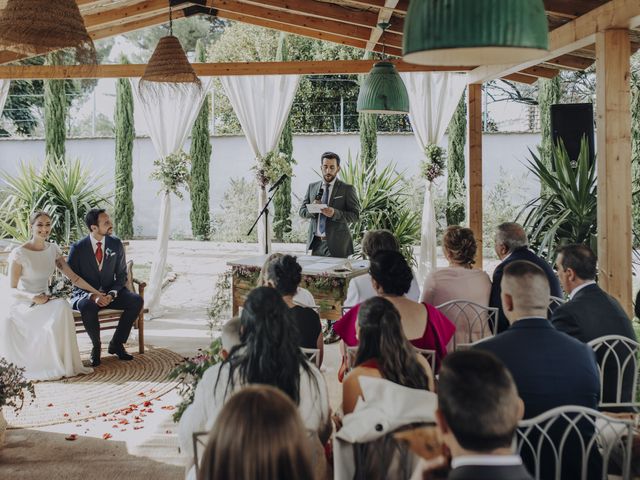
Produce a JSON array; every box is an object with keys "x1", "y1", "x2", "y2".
[
  {"x1": 299, "y1": 152, "x2": 360, "y2": 258},
  {"x1": 68, "y1": 208, "x2": 143, "y2": 366}
]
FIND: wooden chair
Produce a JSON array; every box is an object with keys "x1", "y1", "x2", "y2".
[{"x1": 72, "y1": 260, "x2": 147, "y2": 354}]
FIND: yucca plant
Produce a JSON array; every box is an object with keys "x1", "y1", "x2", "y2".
[
  {"x1": 0, "y1": 159, "x2": 111, "y2": 245},
  {"x1": 340, "y1": 154, "x2": 421, "y2": 264},
  {"x1": 518, "y1": 137, "x2": 597, "y2": 261}
]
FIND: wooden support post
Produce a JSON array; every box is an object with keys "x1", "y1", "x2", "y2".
[
  {"x1": 467, "y1": 83, "x2": 483, "y2": 268},
  {"x1": 595, "y1": 29, "x2": 633, "y2": 316}
]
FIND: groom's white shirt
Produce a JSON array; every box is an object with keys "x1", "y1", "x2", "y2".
[{"x1": 89, "y1": 233, "x2": 104, "y2": 270}]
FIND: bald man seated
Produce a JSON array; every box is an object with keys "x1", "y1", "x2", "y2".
[{"x1": 475, "y1": 260, "x2": 601, "y2": 479}]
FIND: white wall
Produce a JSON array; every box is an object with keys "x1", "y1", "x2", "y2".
[{"x1": 0, "y1": 132, "x2": 541, "y2": 237}]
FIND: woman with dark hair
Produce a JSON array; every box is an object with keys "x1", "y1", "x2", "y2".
[
  {"x1": 420, "y1": 225, "x2": 491, "y2": 306},
  {"x1": 635, "y1": 290, "x2": 640, "y2": 321},
  {"x1": 344, "y1": 229, "x2": 420, "y2": 306},
  {"x1": 178, "y1": 287, "x2": 330, "y2": 479},
  {"x1": 198, "y1": 385, "x2": 316, "y2": 480},
  {"x1": 257, "y1": 252, "x2": 315, "y2": 307},
  {"x1": 333, "y1": 250, "x2": 455, "y2": 375},
  {"x1": 342, "y1": 297, "x2": 434, "y2": 414},
  {"x1": 267, "y1": 255, "x2": 323, "y2": 366}
]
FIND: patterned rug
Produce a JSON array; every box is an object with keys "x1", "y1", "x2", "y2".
[{"x1": 3, "y1": 346, "x2": 183, "y2": 429}]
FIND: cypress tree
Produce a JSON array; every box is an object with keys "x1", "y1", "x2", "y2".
[
  {"x1": 114, "y1": 55, "x2": 135, "y2": 239},
  {"x1": 190, "y1": 39, "x2": 213, "y2": 240},
  {"x1": 274, "y1": 117, "x2": 294, "y2": 240},
  {"x1": 631, "y1": 73, "x2": 640, "y2": 240},
  {"x1": 44, "y1": 52, "x2": 66, "y2": 166},
  {"x1": 446, "y1": 91, "x2": 467, "y2": 225},
  {"x1": 359, "y1": 112, "x2": 378, "y2": 168},
  {"x1": 538, "y1": 76, "x2": 562, "y2": 194}
]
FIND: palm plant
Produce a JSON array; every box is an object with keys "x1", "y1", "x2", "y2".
[
  {"x1": 340, "y1": 154, "x2": 421, "y2": 264},
  {"x1": 518, "y1": 137, "x2": 596, "y2": 261},
  {"x1": 0, "y1": 159, "x2": 111, "y2": 244}
]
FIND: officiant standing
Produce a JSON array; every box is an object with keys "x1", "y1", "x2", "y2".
[{"x1": 299, "y1": 152, "x2": 360, "y2": 258}]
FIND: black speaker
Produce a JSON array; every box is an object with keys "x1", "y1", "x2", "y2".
[{"x1": 550, "y1": 103, "x2": 595, "y2": 165}]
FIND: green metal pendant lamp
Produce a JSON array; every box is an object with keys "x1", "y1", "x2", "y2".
[
  {"x1": 357, "y1": 23, "x2": 410, "y2": 115},
  {"x1": 403, "y1": 0, "x2": 549, "y2": 66}
]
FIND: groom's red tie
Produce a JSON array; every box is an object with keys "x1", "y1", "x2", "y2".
[{"x1": 95, "y1": 241, "x2": 103, "y2": 265}]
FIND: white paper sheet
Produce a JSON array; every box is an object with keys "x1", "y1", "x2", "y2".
[{"x1": 307, "y1": 203, "x2": 328, "y2": 213}]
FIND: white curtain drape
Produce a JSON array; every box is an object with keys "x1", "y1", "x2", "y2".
[
  {"x1": 0, "y1": 80, "x2": 9, "y2": 116},
  {"x1": 400, "y1": 72, "x2": 467, "y2": 286},
  {"x1": 130, "y1": 78, "x2": 212, "y2": 316},
  {"x1": 220, "y1": 75, "x2": 300, "y2": 253}
]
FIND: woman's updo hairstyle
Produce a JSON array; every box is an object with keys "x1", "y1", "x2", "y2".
[
  {"x1": 29, "y1": 210, "x2": 50, "y2": 225},
  {"x1": 369, "y1": 250, "x2": 413, "y2": 296},
  {"x1": 267, "y1": 255, "x2": 302, "y2": 297},
  {"x1": 443, "y1": 225, "x2": 477, "y2": 267}
]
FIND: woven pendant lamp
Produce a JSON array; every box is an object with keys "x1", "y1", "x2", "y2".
[
  {"x1": 140, "y1": 35, "x2": 201, "y2": 86},
  {"x1": 0, "y1": 0, "x2": 96, "y2": 63},
  {"x1": 403, "y1": 0, "x2": 548, "y2": 66},
  {"x1": 357, "y1": 23, "x2": 409, "y2": 115}
]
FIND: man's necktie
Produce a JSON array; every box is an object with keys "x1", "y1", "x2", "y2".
[
  {"x1": 95, "y1": 241, "x2": 103, "y2": 265},
  {"x1": 318, "y1": 183, "x2": 329, "y2": 236}
]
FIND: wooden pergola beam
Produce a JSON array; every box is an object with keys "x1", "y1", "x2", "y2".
[
  {"x1": 0, "y1": 59, "x2": 472, "y2": 79},
  {"x1": 520, "y1": 65, "x2": 560, "y2": 79},
  {"x1": 543, "y1": 54, "x2": 595, "y2": 70},
  {"x1": 365, "y1": 1, "x2": 400, "y2": 52},
  {"x1": 467, "y1": 0, "x2": 640, "y2": 84},
  {"x1": 207, "y1": 0, "x2": 403, "y2": 49},
  {"x1": 82, "y1": 0, "x2": 184, "y2": 30},
  {"x1": 542, "y1": 0, "x2": 606, "y2": 19},
  {"x1": 344, "y1": 0, "x2": 409, "y2": 14},
  {"x1": 467, "y1": 83, "x2": 483, "y2": 268}
]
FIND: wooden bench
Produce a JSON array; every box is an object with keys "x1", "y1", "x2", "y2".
[{"x1": 72, "y1": 260, "x2": 147, "y2": 354}]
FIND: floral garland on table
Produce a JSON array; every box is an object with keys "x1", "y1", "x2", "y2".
[
  {"x1": 233, "y1": 266, "x2": 261, "y2": 286},
  {"x1": 420, "y1": 143, "x2": 446, "y2": 182},
  {"x1": 150, "y1": 150, "x2": 191, "y2": 199},
  {"x1": 252, "y1": 151, "x2": 294, "y2": 189},
  {"x1": 300, "y1": 274, "x2": 345, "y2": 300}
]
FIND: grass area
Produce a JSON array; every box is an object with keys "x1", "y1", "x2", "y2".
[{"x1": 132, "y1": 263, "x2": 172, "y2": 285}]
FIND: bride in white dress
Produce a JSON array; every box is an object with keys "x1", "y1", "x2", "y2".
[{"x1": 0, "y1": 211, "x2": 101, "y2": 381}]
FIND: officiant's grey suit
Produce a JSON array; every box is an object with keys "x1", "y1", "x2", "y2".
[
  {"x1": 299, "y1": 179, "x2": 360, "y2": 258},
  {"x1": 67, "y1": 235, "x2": 142, "y2": 349}
]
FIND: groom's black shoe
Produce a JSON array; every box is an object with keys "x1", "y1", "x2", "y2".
[
  {"x1": 108, "y1": 342, "x2": 134, "y2": 361},
  {"x1": 90, "y1": 345, "x2": 101, "y2": 367}
]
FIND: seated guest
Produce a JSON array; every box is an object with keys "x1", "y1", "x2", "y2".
[
  {"x1": 475, "y1": 260, "x2": 600, "y2": 480},
  {"x1": 489, "y1": 223, "x2": 562, "y2": 332},
  {"x1": 552, "y1": 244, "x2": 637, "y2": 409},
  {"x1": 220, "y1": 316, "x2": 241, "y2": 360},
  {"x1": 421, "y1": 225, "x2": 491, "y2": 307},
  {"x1": 344, "y1": 229, "x2": 420, "y2": 306},
  {"x1": 257, "y1": 252, "x2": 315, "y2": 307},
  {"x1": 342, "y1": 297, "x2": 434, "y2": 415},
  {"x1": 636, "y1": 289, "x2": 640, "y2": 320},
  {"x1": 178, "y1": 287, "x2": 330, "y2": 478},
  {"x1": 198, "y1": 385, "x2": 316, "y2": 480},
  {"x1": 267, "y1": 255, "x2": 323, "y2": 366},
  {"x1": 333, "y1": 250, "x2": 455, "y2": 370},
  {"x1": 430, "y1": 350, "x2": 531, "y2": 480}
]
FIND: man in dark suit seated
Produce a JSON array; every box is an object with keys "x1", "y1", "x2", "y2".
[
  {"x1": 476, "y1": 260, "x2": 601, "y2": 479},
  {"x1": 552, "y1": 244, "x2": 638, "y2": 410},
  {"x1": 68, "y1": 208, "x2": 143, "y2": 367},
  {"x1": 489, "y1": 223, "x2": 562, "y2": 332},
  {"x1": 434, "y1": 350, "x2": 533, "y2": 480}
]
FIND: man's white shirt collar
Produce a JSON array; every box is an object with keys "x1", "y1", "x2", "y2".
[
  {"x1": 451, "y1": 454, "x2": 522, "y2": 469},
  {"x1": 569, "y1": 280, "x2": 597, "y2": 300}
]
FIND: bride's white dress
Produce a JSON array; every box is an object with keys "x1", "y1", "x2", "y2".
[{"x1": 0, "y1": 243, "x2": 92, "y2": 381}]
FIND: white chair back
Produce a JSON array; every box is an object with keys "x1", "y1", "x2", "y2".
[
  {"x1": 301, "y1": 347, "x2": 320, "y2": 367},
  {"x1": 516, "y1": 405, "x2": 633, "y2": 480},
  {"x1": 436, "y1": 300, "x2": 497, "y2": 349},
  {"x1": 548, "y1": 295, "x2": 566, "y2": 318},
  {"x1": 413, "y1": 346, "x2": 436, "y2": 371},
  {"x1": 587, "y1": 334, "x2": 640, "y2": 410}
]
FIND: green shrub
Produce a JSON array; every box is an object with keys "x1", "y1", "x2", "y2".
[
  {"x1": 211, "y1": 177, "x2": 259, "y2": 242},
  {"x1": 0, "y1": 159, "x2": 111, "y2": 244}
]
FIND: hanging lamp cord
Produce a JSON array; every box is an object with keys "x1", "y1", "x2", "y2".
[{"x1": 169, "y1": 4, "x2": 173, "y2": 36}]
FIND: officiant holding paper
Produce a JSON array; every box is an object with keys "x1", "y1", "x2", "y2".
[{"x1": 299, "y1": 152, "x2": 360, "y2": 258}]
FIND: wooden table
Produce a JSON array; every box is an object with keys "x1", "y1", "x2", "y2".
[{"x1": 227, "y1": 255, "x2": 369, "y2": 321}]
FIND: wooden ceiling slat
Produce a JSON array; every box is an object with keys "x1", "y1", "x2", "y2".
[
  {"x1": 520, "y1": 65, "x2": 559, "y2": 79},
  {"x1": 543, "y1": 54, "x2": 595, "y2": 71},
  {"x1": 542, "y1": 0, "x2": 607, "y2": 19},
  {"x1": 82, "y1": 0, "x2": 175, "y2": 29},
  {"x1": 340, "y1": 0, "x2": 408, "y2": 14},
  {"x1": 208, "y1": 0, "x2": 402, "y2": 48},
  {"x1": 502, "y1": 73, "x2": 538, "y2": 85}
]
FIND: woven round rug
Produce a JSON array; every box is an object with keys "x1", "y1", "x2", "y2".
[{"x1": 3, "y1": 346, "x2": 183, "y2": 429}]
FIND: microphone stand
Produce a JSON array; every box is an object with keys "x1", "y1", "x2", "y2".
[{"x1": 247, "y1": 181, "x2": 284, "y2": 255}]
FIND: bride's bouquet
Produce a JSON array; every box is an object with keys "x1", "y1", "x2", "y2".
[{"x1": 48, "y1": 274, "x2": 73, "y2": 300}]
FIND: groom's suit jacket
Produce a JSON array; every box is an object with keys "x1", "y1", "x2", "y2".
[
  {"x1": 299, "y1": 178, "x2": 360, "y2": 258},
  {"x1": 67, "y1": 235, "x2": 128, "y2": 307}
]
